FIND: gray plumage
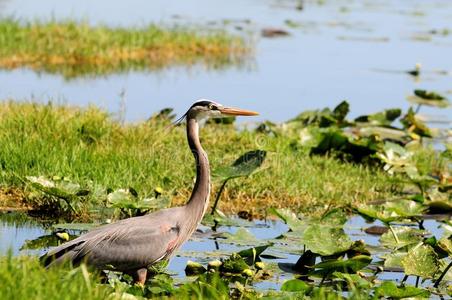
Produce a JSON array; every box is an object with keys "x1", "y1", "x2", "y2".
[{"x1": 41, "y1": 100, "x2": 258, "y2": 283}]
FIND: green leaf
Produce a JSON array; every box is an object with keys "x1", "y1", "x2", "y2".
[
  {"x1": 355, "y1": 200, "x2": 426, "y2": 223},
  {"x1": 281, "y1": 279, "x2": 312, "y2": 293},
  {"x1": 320, "y1": 208, "x2": 348, "y2": 226},
  {"x1": 438, "y1": 236, "x2": 452, "y2": 255},
  {"x1": 407, "y1": 90, "x2": 450, "y2": 108},
  {"x1": 400, "y1": 108, "x2": 433, "y2": 137},
  {"x1": 302, "y1": 224, "x2": 354, "y2": 256},
  {"x1": 52, "y1": 223, "x2": 96, "y2": 232},
  {"x1": 382, "y1": 251, "x2": 406, "y2": 269},
  {"x1": 213, "y1": 150, "x2": 266, "y2": 181},
  {"x1": 358, "y1": 126, "x2": 408, "y2": 142},
  {"x1": 332, "y1": 100, "x2": 350, "y2": 122},
  {"x1": 374, "y1": 281, "x2": 430, "y2": 299},
  {"x1": 401, "y1": 244, "x2": 441, "y2": 279},
  {"x1": 332, "y1": 272, "x2": 372, "y2": 289},
  {"x1": 380, "y1": 227, "x2": 426, "y2": 249},
  {"x1": 185, "y1": 260, "x2": 207, "y2": 276},
  {"x1": 237, "y1": 244, "x2": 271, "y2": 260},
  {"x1": 267, "y1": 207, "x2": 307, "y2": 233},
  {"x1": 311, "y1": 255, "x2": 372, "y2": 274},
  {"x1": 221, "y1": 228, "x2": 265, "y2": 247},
  {"x1": 220, "y1": 253, "x2": 249, "y2": 273},
  {"x1": 355, "y1": 108, "x2": 402, "y2": 126}
]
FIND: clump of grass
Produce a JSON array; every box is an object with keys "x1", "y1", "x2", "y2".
[
  {"x1": 0, "y1": 101, "x2": 404, "y2": 218},
  {"x1": 0, "y1": 253, "x2": 110, "y2": 300},
  {"x1": 0, "y1": 19, "x2": 250, "y2": 78}
]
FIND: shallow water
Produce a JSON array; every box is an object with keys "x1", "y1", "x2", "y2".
[
  {"x1": 1, "y1": 211, "x2": 448, "y2": 290},
  {"x1": 0, "y1": 0, "x2": 451, "y2": 122}
]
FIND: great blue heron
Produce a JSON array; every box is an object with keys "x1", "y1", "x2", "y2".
[{"x1": 41, "y1": 100, "x2": 258, "y2": 285}]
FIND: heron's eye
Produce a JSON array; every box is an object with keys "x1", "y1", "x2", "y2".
[{"x1": 208, "y1": 104, "x2": 217, "y2": 110}]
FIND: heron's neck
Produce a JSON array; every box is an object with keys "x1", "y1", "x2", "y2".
[{"x1": 186, "y1": 117, "x2": 210, "y2": 224}]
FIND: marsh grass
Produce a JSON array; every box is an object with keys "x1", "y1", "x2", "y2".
[
  {"x1": 0, "y1": 101, "x2": 407, "y2": 218},
  {"x1": 0, "y1": 253, "x2": 110, "y2": 300},
  {"x1": 0, "y1": 19, "x2": 250, "y2": 78}
]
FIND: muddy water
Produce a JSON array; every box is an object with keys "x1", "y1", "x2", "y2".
[{"x1": 0, "y1": 0, "x2": 451, "y2": 122}]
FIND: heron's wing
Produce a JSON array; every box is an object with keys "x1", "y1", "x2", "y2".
[{"x1": 43, "y1": 210, "x2": 182, "y2": 270}]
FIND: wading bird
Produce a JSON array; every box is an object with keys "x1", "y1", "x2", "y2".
[{"x1": 42, "y1": 100, "x2": 258, "y2": 285}]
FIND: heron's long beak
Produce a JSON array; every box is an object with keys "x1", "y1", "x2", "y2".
[{"x1": 219, "y1": 107, "x2": 259, "y2": 116}]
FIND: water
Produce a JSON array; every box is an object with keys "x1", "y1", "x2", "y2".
[
  {"x1": 1, "y1": 211, "x2": 448, "y2": 291},
  {"x1": 0, "y1": 0, "x2": 451, "y2": 122}
]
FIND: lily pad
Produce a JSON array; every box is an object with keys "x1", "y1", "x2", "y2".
[
  {"x1": 382, "y1": 251, "x2": 407, "y2": 269},
  {"x1": 355, "y1": 200, "x2": 426, "y2": 223},
  {"x1": 280, "y1": 279, "x2": 312, "y2": 293},
  {"x1": 220, "y1": 228, "x2": 266, "y2": 247},
  {"x1": 52, "y1": 223, "x2": 96, "y2": 232},
  {"x1": 380, "y1": 227, "x2": 427, "y2": 249},
  {"x1": 401, "y1": 244, "x2": 440, "y2": 279},
  {"x1": 302, "y1": 224, "x2": 354, "y2": 256},
  {"x1": 374, "y1": 281, "x2": 430, "y2": 299},
  {"x1": 407, "y1": 90, "x2": 450, "y2": 108},
  {"x1": 438, "y1": 236, "x2": 452, "y2": 255},
  {"x1": 268, "y1": 207, "x2": 307, "y2": 233}
]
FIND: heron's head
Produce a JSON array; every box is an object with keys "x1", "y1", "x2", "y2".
[{"x1": 186, "y1": 99, "x2": 259, "y2": 121}]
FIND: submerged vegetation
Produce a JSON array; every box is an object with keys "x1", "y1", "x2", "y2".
[{"x1": 0, "y1": 19, "x2": 250, "y2": 78}]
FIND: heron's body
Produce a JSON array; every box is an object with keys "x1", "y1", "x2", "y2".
[{"x1": 42, "y1": 100, "x2": 257, "y2": 284}]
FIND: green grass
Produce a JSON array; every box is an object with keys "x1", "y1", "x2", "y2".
[
  {"x1": 0, "y1": 19, "x2": 250, "y2": 78},
  {"x1": 0, "y1": 254, "x2": 109, "y2": 300},
  {"x1": 0, "y1": 101, "x2": 407, "y2": 218}
]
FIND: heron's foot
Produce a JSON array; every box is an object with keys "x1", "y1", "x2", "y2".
[{"x1": 134, "y1": 268, "x2": 148, "y2": 286}]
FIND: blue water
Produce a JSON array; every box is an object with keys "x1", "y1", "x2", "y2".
[{"x1": 0, "y1": 0, "x2": 450, "y2": 123}]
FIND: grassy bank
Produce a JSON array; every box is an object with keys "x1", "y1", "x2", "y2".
[
  {"x1": 0, "y1": 19, "x2": 249, "y2": 78},
  {"x1": 0, "y1": 101, "x2": 408, "y2": 218},
  {"x1": 0, "y1": 254, "x2": 110, "y2": 300}
]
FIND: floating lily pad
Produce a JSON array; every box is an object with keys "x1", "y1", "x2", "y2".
[
  {"x1": 52, "y1": 223, "x2": 96, "y2": 232},
  {"x1": 268, "y1": 207, "x2": 307, "y2": 233},
  {"x1": 438, "y1": 236, "x2": 452, "y2": 255},
  {"x1": 302, "y1": 224, "x2": 354, "y2": 256},
  {"x1": 280, "y1": 279, "x2": 312, "y2": 293},
  {"x1": 332, "y1": 272, "x2": 372, "y2": 289},
  {"x1": 382, "y1": 251, "x2": 407, "y2": 269},
  {"x1": 380, "y1": 227, "x2": 427, "y2": 249},
  {"x1": 355, "y1": 200, "x2": 426, "y2": 223},
  {"x1": 401, "y1": 244, "x2": 440, "y2": 279},
  {"x1": 220, "y1": 228, "x2": 266, "y2": 247},
  {"x1": 374, "y1": 281, "x2": 430, "y2": 299},
  {"x1": 407, "y1": 90, "x2": 450, "y2": 108}
]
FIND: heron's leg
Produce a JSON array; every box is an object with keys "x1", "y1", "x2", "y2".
[{"x1": 134, "y1": 268, "x2": 148, "y2": 286}]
